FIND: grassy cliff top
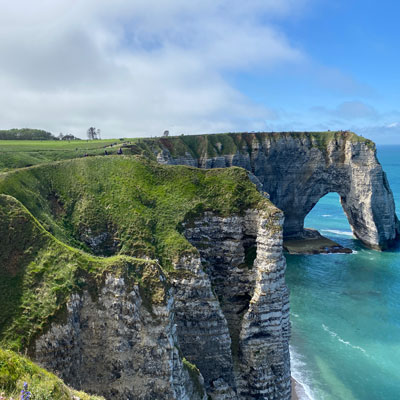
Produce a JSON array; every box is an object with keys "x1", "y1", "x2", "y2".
[
  {"x1": 0, "y1": 156, "x2": 273, "y2": 351},
  {"x1": 0, "y1": 131, "x2": 375, "y2": 171},
  {"x1": 0, "y1": 156, "x2": 271, "y2": 262},
  {"x1": 0, "y1": 139, "x2": 134, "y2": 172},
  {"x1": 132, "y1": 130, "x2": 375, "y2": 159},
  {"x1": 0, "y1": 348, "x2": 104, "y2": 400}
]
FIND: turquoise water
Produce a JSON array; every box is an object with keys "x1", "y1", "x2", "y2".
[{"x1": 287, "y1": 145, "x2": 400, "y2": 400}]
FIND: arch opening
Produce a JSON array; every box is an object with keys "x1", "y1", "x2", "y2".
[
  {"x1": 305, "y1": 192, "x2": 354, "y2": 240},
  {"x1": 283, "y1": 192, "x2": 354, "y2": 254}
]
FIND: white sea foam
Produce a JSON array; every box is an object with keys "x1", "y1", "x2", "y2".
[
  {"x1": 322, "y1": 214, "x2": 332, "y2": 217},
  {"x1": 322, "y1": 324, "x2": 368, "y2": 355},
  {"x1": 321, "y1": 229, "x2": 354, "y2": 237},
  {"x1": 290, "y1": 345, "x2": 317, "y2": 400},
  {"x1": 292, "y1": 313, "x2": 300, "y2": 318}
]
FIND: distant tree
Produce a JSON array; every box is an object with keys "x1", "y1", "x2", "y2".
[
  {"x1": 62, "y1": 134, "x2": 80, "y2": 141},
  {"x1": 163, "y1": 130, "x2": 169, "y2": 137},
  {"x1": 97, "y1": 129, "x2": 101, "y2": 140},
  {"x1": 87, "y1": 127, "x2": 98, "y2": 140},
  {"x1": 58, "y1": 133, "x2": 64, "y2": 140},
  {"x1": 0, "y1": 128, "x2": 56, "y2": 140}
]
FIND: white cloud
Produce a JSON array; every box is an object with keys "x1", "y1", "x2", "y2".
[{"x1": 0, "y1": 0, "x2": 306, "y2": 137}]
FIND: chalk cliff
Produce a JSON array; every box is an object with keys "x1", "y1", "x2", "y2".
[
  {"x1": 32, "y1": 208, "x2": 290, "y2": 400},
  {"x1": 174, "y1": 210, "x2": 290, "y2": 399},
  {"x1": 144, "y1": 131, "x2": 399, "y2": 250},
  {"x1": 34, "y1": 274, "x2": 207, "y2": 400},
  {"x1": 0, "y1": 158, "x2": 291, "y2": 400}
]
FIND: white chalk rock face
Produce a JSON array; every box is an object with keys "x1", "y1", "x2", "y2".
[
  {"x1": 34, "y1": 274, "x2": 207, "y2": 400},
  {"x1": 177, "y1": 209, "x2": 290, "y2": 399},
  {"x1": 155, "y1": 132, "x2": 399, "y2": 250},
  {"x1": 34, "y1": 207, "x2": 291, "y2": 400}
]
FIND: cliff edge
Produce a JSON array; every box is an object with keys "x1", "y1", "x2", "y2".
[
  {"x1": 0, "y1": 157, "x2": 291, "y2": 400},
  {"x1": 139, "y1": 131, "x2": 399, "y2": 250}
]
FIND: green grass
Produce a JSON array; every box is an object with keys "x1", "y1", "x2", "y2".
[
  {"x1": 139, "y1": 131, "x2": 376, "y2": 158},
  {"x1": 0, "y1": 348, "x2": 104, "y2": 400},
  {"x1": 0, "y1": 156, "x2": 272, "y2": 352},
  {"x1": 0, "y1": 131, "x2": 375, "y2": 172},
  {"x1": 0, "y1": 139, "x2": 137, "y2": 172},
  {"x1": 0, "y1": 156, "x2": 269, "y2": 266},
  {"x1": 0, "y1": 194, "x2": 169, "y2": 351}
]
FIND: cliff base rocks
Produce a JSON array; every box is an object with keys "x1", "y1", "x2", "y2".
[{"x1": 283, "y1": 229, "x2": 352, "y2": 254}]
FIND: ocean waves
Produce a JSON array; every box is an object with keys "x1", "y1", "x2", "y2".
[
  {"x1": 321, "y1": 229, "x2": 354, "y2": 237},
  {"x1": 322, "y1": 324, "x2": 368, "y2": 356},
  {"x1": 290, "y1": 345, "x2": 317, "y2": 400}
]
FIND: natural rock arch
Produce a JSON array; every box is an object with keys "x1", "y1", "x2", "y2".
[
  {"x1": 151, "y1": 131, "x2": 399, "y2": 250},
  {"x1": 250, "y1": 137, "x2": 398, "y2": 250}
]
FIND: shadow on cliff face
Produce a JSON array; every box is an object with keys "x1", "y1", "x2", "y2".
[
  {"x1": 179, "y1": 213, "x2": 257, "y2": 392},
  {"x1": 176, "y1": 210, "x2": 291, "y2": 399}
]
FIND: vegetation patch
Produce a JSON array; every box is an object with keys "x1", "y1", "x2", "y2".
[
  {"x1": 0, "y1": 156, "x2": 270, "y2": 267},
  {"x1": 0, "y1": 348, "x2": 104, "y2": 400},
  {"x1": 0, "y1": 139, "x2": 135, "y2": 172},
  {"x1": 0, "y1": 194, "x2": 168, "y2": 352},
  {"x1": 0, "y1": 155, "x2": 271, "y2": 352},
  {"x1": 182, "y1": 357, "x2": 205, "y2": 398},
  {"x1": 138, "y1": 131, "x2": 376, "y2": 159}
]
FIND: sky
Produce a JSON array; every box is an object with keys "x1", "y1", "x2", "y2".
[{"x1": 1, "y1": 0, "x2": 400, "y2": 143}]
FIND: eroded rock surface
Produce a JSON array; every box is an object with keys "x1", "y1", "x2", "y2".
[
  {"x1": 33, "y1": 208, "x2": 291, "y2": 400},
  {"x1": 153, "y1": 132, "x2": 399, "y2": 250},
  {"x1": 173, "y1": 210, "x2": 290, "y2": 399},
  {"x1": 34, "y1": 275, "x2": 206, "y2": 400}
]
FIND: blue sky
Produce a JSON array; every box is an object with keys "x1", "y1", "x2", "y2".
[
  {"x1": 231, "y1": 0, "x2": 400, "y2": 143},
  {"x1": 0, "y1": 0, "x2": 399, "y2": 143}
]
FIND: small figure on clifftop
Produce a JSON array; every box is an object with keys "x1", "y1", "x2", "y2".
[{"x1": 117, "y1": 148, "x2": 123, "y2": 155}]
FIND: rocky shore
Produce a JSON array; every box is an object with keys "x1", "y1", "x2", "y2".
[{"x1": 283, "y1": 229, "x2": 352, "y2": 254}]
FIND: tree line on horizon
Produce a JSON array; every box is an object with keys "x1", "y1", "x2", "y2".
[{"x1": 0, "y1": 128, "x2": 83, "y2": 141}]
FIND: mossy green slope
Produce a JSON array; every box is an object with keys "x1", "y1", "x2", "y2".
[
  {"x1": 0, "y1": 194, "x2": 168, "y2": 352},
  {"x1": 0, "y1": 348, "x2": 104, "y2": 400},
  {"x1": 0, "y1": 156, "x2": 270, "y2": 352},
  {"x1": 0, "y1": 156, "x2": 268, "y2": 266}
]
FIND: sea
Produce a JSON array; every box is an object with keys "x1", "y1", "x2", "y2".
[{"x1": 287, "y1": 145, "x2": 400, "y2": 400}]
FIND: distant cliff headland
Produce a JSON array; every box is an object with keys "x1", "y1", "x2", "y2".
[
  {"x1": 0, "y1": 131, "x2": 398, "y2": 399},
  {"x1": 130, "y1": 131, "x2": 400, "y2": 250}
]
